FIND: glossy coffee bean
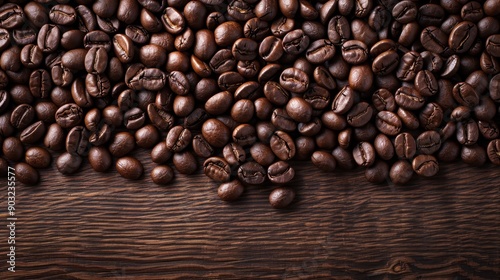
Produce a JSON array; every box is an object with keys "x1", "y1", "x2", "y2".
[
  {"x1": 116, "y1": 157, "x2": 143, "y2": 180},
  {"x1": 151, "y1": 165, "x2": 174, "y2": 185},
  {"x1": 203, "y1": 157, "x2": 231, "y2": 183},
  {"x1": 269, "y1": 187, "x2": 295, "y2": 209}
]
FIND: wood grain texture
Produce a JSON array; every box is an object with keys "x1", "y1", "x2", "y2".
[{"x1": 0, "y1": 149, "x2": 499, "y2": 279}]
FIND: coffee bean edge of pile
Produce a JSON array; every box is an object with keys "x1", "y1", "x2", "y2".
[{"x1": 0, "y1": 0, "x2": 499, "y2": 209}]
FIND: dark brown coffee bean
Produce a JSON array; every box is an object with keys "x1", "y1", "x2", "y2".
[
  {"x1": 461, "y1": 144, "x2": 487, "y2": 166},
  {"x1": 218, "y1": 180, "x2": 244, "y2": 201},
  {"x1": 487, "y1": 139, "x2": 500, "y2": 165},
  {"x1": 452, "y1": 82, "x2": 479, "y2": 107},
  {"x1": 311, "y1": 151, "x2": 336, "y2": 172},
  {"x1": 420, "y1": 26, "x2": 448, "y2": 54},
  {"x1": 264, "y1": 81, "x2": 290, "y2": 106},
  {"x1": 151, "y1": 142, "x2": 172, "y2": 164},
  {"x1": 227, "y1": 0, "x2": 255, "y2": 21},
  {"x1": 148, "y1": 165, "x2": 173, "y2": 185},
  {"x1": 113, "y1": 34, "x2": 134, "y2": 64},
  {"x1": 66, "y1": 126, "x2": 89, "y2": 156},
  {"x1": 11, "y1": 104, "x2": 35, "y2": 129},
  {"x1": 456, "y1": 119, "x2": 479, "y2": 146},
  {"x1": 116, "y1": 156, "x2": 143, "y2": 180},
  {"x1": 375, "y1": 111, "x2": 401, "y2": 136},
  {"x1": 238, "y1": 162, "x2": 266, "y2": 185},
  {"x1": 417, "y1": 130, "x2": 441, "y2": 154},
  {"x1": 394, "y1": 132, "x2": 416, "y2": 159},
  {"x1": 172, "y1": 151, "x2": 198, "y2": 175},
  {"x1": 124, "y1": 108, "x2": 145, "y2": 130},
  {"x1": 396, "y1": 51, "x2": 423, "y2": 81},
  {"x1": 449, "y1": 21, "x2": 478, "y2": 53},
  {"x1": 15, "y1": 162, "x2": 38, "y2": 185},
  {"x1": 395, "y1": 86, "x2": 425, "y2": 110},
  {"x1": 270, "y1": 130, "x2": 296, "y2": 161},
  {"x1": 24, "y1": 146, "x2": 50, "y2": 170},
  {"x1": 166, "y1": 125, "x2": 192, "y2": 152},
  {"x1": 419, "y1": 102, "x2": 443, "y2": 130},
  {"x1": 328, "y1": 16, "x2": 351, "y2": 45},
  {"x1": 390, "y1": 160, "x2": 413, "y2": 185},
  {"x1": 304, "y1": 84, "x2": 330, "y2": 111},
  {"x1": 374, "y1": 133, "x2": 394, "y2": 160},
  {"x1": 372, "y1": 50, "x2": 399, "y2": 75},
  {"x1": 249, "y1": 142, "x2": 274, "y2": 166},
  {"x1": 20, "y1": 44, "x2": 43, "y2": 68},
  {"x1": 56, "y1": 152, "x2": 82, "y2": 175},
  {"x1": 268, "y1": 161, "x2": 294, "y2": 184},
  {"x1": 184, "y1": 108, "x2": 209, "y2": 130},
  {"x1": 347, "y1": 102, "x2": 373, "y2": 128},
  {"x1": 478, "y1": 120, "x2": 499, "y2": 140},
  {"x1": 223, "y1": 142, "x2": 246, "y2": 166},
  {"x1": 44, "y1": 123, "x2": 65, "y2": 151},
  {"x1": 202, "y1": 118, "x2": 230, "y2": 148},
  {"x1": 204, "y1": 157, "x2": 231, "y2": 183},
  {"x1": 372, "y1": 89, "x2": 396, "y2": 112},
  {"x1": 269, "y1": 187, "x2": 295, "y2": 209},
  {"x1": 109, "y1": 132, "x2": 135, "y2": 157},
  {"x1": 86, "y1": 146, "x2": 111, "y2": 173},
  {"x1": 3, "y1": 137, "x2": 24, "y2": 162},
  {"x1": 147, "y1": 104, "x2": 174, "y2": 131},
  {"x1": 285, "y1": 97, "x2": 312, "y2": 123},
  {"x1": 0, "y1": 4, "x2": 25, "y2": 29},
  {"x1": 20, "y1": 121, "x2": 45, "y2": 144},
  {"x1": 437, "y1": 140, "x2": 460, "y2": 162},
  {"x1": 415, "y1": 70, "x2": 438, "y2": 97},
  {"x1": 283, "y1": 29, "x2": 310, "y2": 55},
  {"x1": 192, "y1": 134, "x2": 213, "y2": 158},
  {"x1": 353, "y1": 142, "x2": 375, "y2": 167},
  {"x1": 332, "y1": 146, "x2": 354, "y2": 169},
  {"x1": 412, "y1": 155, "x2": 439, "y2": 177},
  {"x1": 349, "y1": 64, "x2": 373, "y2": 92}
]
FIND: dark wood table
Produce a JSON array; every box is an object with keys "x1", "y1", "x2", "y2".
[{"x1": 1, "y1": 149, "x2": 499, "y2": 279}]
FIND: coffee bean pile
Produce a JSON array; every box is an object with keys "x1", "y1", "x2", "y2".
[{"x1": 1, "y1": 0, "x2": 500, "y2": 208}]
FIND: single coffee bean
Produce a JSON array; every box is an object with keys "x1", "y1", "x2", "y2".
[
  {"x1": 85, "y1": 47, "x2": 108, "y2": 74},
  {"x1": 55, "y1": 103, "x2": 83, "y2": 128},
  {"x1": 487, "y1": 139, "x2": 500, "y2": 165},
  {"x1": 66, "y1": 126, "x2": 89, "y2": 156},
  {"x1": 203, "y1": 157, "x2": 231, "y2": 183},
  {"x1": 88, "y1": 146, "x2": 112, "y2": 172},
  {"x1": 456, "y1": 119, "x2": 479, "y2": 146},
  {"x1": 449, "y1": 21, "x2": 478, "y2": 53},
  {"x1": 232, "y1": 124, "x2": 257, "y2": 147},
  {"x1": 238, "y1": 162, "x2": 266, "y2": 185},
  {"x1": 396, "y1": 51, "x2": 423, "y2": 81},
  {"x1": 311, "y1": 151, "x2": 336, "y2": 172},
  {"x1": 268, "y1": 161, "x2": 294, "y2": 184},
  {"x1": 56, "y1": 152, "x2": 82, "y2": 175},
  {"x1": 478, "y1": 120, "x2": 500, "y2": 140},
  {"x1": 150, "y1": 165, "x2": 174, "y2": 185},
  {"x1": 417, "y1": 130, "x2": 442, "y2": 155},
  {"x1": 412, "y1": 155, "x2": 439, "y2": 177},
  {"x1": 264, "y1": 81, "x2": 290, "y2": 106},
  {"x1": 184, "y1": 108, "x2": 209, "y2": 130},
  {"x1": 116, "y1": 156, "x2": 143, "y2": 180},
  {"x1": 0, "y1": 4, "x2": 25, "y2": 29},
  {"x1": 270, "y1": 130, "x2": 296, "y2": 161},
  {"x1": 437, "y1": 140, "x2": 460, "y2": 162},
  {"x1": 109, "y1": 132, "x2": 135, "y2": 157},
  {"x1": 303, "y1": 84, "x2": 330, "y2": 111},
  {"x1": 374, "y1": 133, "x2": 394, "y2": 161},
  {"x1": 15, "y1": 162, "x2": 39, "y2": 185},
  {"x1": 44, "y1": 123, "x2": 65, "y2": 151},
  {"x1": 347, "y1": 102, "x2": 373, "y2": 128},
  {"x1": 375, "y1": 111, "x2": 401, "y2": 136},
  {"x1": 166, "y1": 125, "x2": 192, "y2": 152},
  {"x1": 135, "y1": 124, "x2": 159, "y2": 149},
  {"x1": 223, "y1": 142, "x2": 246, "y2": 166},
  {"x1": 415, "y1": 70, "x2": 438, "y2": 97},
  {"x1": 390, "y1": 160, "x2": 413, "y2": 185},
  {"x1": 29, "y1": 69, "x2": 51, "y2": 98},
  {"x1": 452, "y1": 82, "x2": 479, "y2": 107},
  {"x1": 25, "y1": 146, "x2": 51, "y2": 169},
  {"x1": 249, "y1": 142, "x2": 274, "y2": 166},
  {"x1": 202, "y1": 118, "x2": 230, "y2": 148},
  {"x1": 419, "y1": 102, "x2": 443, "y2": 130},
  {"x1": 328, "y1": 16, "x2": 351, "y2": 45},
  {"x1": 395, "y1": 86, "x2": 425, "y2": 110},
  {"x1": 3, "y1": 137, "x2": 24, "y2": 162},
  {"x1": 394, "y1": 132, "x2": 416, "y2": 159},
  {"x1": 461, "y1": 144, "x2": 487, "y2": 166},
  {"x1": 218, "y1": 180, "x2": 244, "y2": 201},
  {"x1": 420, "y1": 26, "x2": 448, "y2": 54},
  {"x1": 20, "y1": 121, "x2": 45, "y2": 144},
  {"x1": 172, "y1": 151, "x2": 197, "y2": 175},
  {"x1": 286, "y1": 97, "x2": 312, "y2": 123},
  {"x1": 372, "y1": 50, "x2": 399, "y2": 75},
  {"x1": 269, "y1": 187, "x2": 295, "y2": 209},
  {"x1": 352, "y1": 142, "x2": 376, "y2": 167},
  {"x1": 282, "y1": 29, "x2": 310, "y2": 55},
  {"x1": 123, "y1": 108, "x2": 145, "y2": 130},
  {"x1": 10, "y1": 104, "x2": 34, "y2": 130},
  {"x1": 372, "y1": 89, "x2": 396, "y2": 112},
  {"x1": 192, "y1": 134, "x2": 214, "y2": 158}
]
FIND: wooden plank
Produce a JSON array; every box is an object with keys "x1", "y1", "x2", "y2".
[{"x1": 1, "y1": 149, "x2": 499, "y2": 279}]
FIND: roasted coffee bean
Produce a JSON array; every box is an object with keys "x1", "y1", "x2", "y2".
[
  {"x1": 249, "y1": 142, "x2": 274, "y2": 166},
  {"x1": 20, "y1": 121, "x2": 45, "y2": 144},
  {"x1": 452, "y1": 82, "x2": 479, "y2": 107},
  {"x1": 487, "y1": 139, "x2": 500, "y2": 165},
  {"x1": 374, "y1": 133, "x2": 394, "y2": 160},
  {"x1": 135, "y1": 124, "x2": 159, "y2": 149},
  {"x1": 87, "y1": 146, "x2": 112, "y2": 172},
  {"x1": 238, "y1": 162, "x2": 266, "y2": 185},
  {"x1": 66, "y1": 126, "x2": 89, "y2": 156},
  {"x1": 419, "y1": 103, "x2": 443, "y2": 130},
  {"x1": 353, "y1": 142, "x2": 375, "y2": 167},
  {"x1": 270, "y1": 130, "x2": 295, "y2": 161},
  {"x1": 449, "y1": 21, "x2": 478, "y2": 54},
  {"x1": 109, "y1": 132, "x2": 135, "y2": 158},
  {"x1": 147, "y1": 104, "x2": 174, "y2": 131},
  {"x1": 269, "y1": 187, "x2": 295, "y2": 209},
  {"x1": 166, "y1": 125, "x2": 192, "y2": 152},
  {"x1": 342, "y1": 40, "x2": 368, "y2": 65},
  {"x1": 412, "y1": 155, "x2": 439, "y2": 177},
  {"x1": 417, "y1": 130, "x2": 441, "y2": 155},
  {"x1": 124, "y1": 108, "x2": 145, "y2": 130},
  {"x1": 150, "y1": 165, "x2": 174, "y2": 185},
  {"x1": 223, "y1": 142, "x2": 246, "y2": 166},
  {"x1": 24, "y1": 146, "x2": 51, "y2": 170},
  {"x1": 375, "y1": 111, "x2": 401, "y2": 136},
  {"x1": 151, "y1": 141, "x2": 172, "y2": 164},
  {"x1": 304, "y1": 84, "x2": 330, "y2": 111},
  {"x1": 372, "y1": 89, "x2": 396, "y2": 112},
  {"x1": 172, "y1": 151, "x2": 198, "y2": 175},
  {"x1": 204, "y1": 157, "x2": 231, "y2": 183},
  {"x1": 390, "y1": 160, "x2": 413, "y2": 184},
  {"x1": 395, "y1": 86, "x2": 425, "y2": 110},
  {"x1": 116, "y1": 156, "x2": 143, "y2": 180},
  {"x1": 268, "y1": 161, "x2": 294, "y2": 184},
  {"x1": 461, "y1": 144, "x2": 487, "y2": 166},
  {"x1": 478, "y1": 120, "x2": 499, "y2": 140},
  {"x1": 218, "y1": 180, "x2": 244, "y2": 201},
  {"x1": 328, "y1": 16, "x2": 350, "y2": 45},
  {"x1": 192, "y1": 134, "x2": 213, "y2": 158},
  {"x1": 311, "y1": 151, "x2": 336, "y2": 172},
  {"x1": 15, "y1": 162, "x2": 38, "y2": 185},
  {"x1": 347, "y1": 102, "x2": 373, "y2": 128},
  {"x1": 264, "y1": 81, "x2": 290, "y2": 106},
  {"x1": 56, "y1": 152, "x2": 82, "y2": 175},
  {"x1": 456, "y1": 119, "x2": 479, "y2": 146},
  {"x1": 11, "y1": 104, "x2": 35, "y2": 130},
  {"x1": 283, "y1": 29, "x2": 310, "y2": 55},
  {"x1": 202, "y1": 118, "x2": 230, "y2": 148},
  {"x1": 184, "y1": 108, "x2": 209, "y2": 130},
  {"x1": 396, "y1": 51, "x2": 423, "y2": 81},
  {"x1": 394, "y1": 132, "x2": 416, "y2": 159},
  {"x1": 3, "y1": 137, "x2": 24, "y2": 162},
  {"x1": 227, "y1": 0, "x2": 255, "y2": 21},
  {"x1": 372, "y1": 50, "x2": 399, "y2": 75},
  {"x1": 232, "y1": 124, "x2": 257, "y2": 147}
]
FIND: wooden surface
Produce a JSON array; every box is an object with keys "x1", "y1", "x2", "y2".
[{"x1": 1, "y1": 149, "x2": 499, "y2": 279}]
